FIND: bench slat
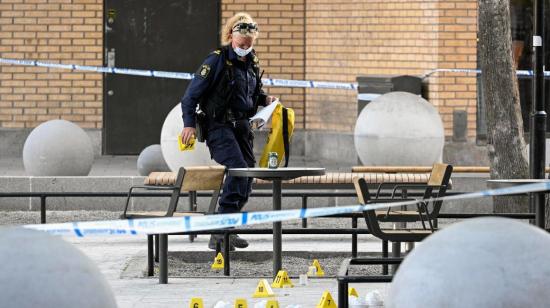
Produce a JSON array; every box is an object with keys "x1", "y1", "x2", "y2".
[
  {"x1": 181, "y1": 166, "x2": 226, "y2": 191},
  {"x1": 143, "y1": 171, "x2": 432, "y2": 188}
]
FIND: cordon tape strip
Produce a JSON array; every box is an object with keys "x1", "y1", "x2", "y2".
[
  {"x1": 23, "y1": 181, "x2": 550, "y2": 237},
  {"x1": 2, "y1": 57, "x2": 550, "y2": 91},
  {"x1": 0, "y1": 57, "x2": 356, "y2": 90}
]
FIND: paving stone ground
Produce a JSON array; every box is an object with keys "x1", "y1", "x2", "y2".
[{"x1": 0, "y1": 210, "x2": 392, "y2": 307}]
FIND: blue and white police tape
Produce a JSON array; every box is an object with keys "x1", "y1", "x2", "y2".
[
  {"x1": 2, "y1": 57, "x2": 550, "y2": 92},
  {"x1": 23, "y1": 181, "x2": 550, "y2": 238},
  {"x1": 422, "y1": 68, "x2": 550, "y2": 78},
  {"x1": 0, "y1": 57, "x2": 356, "y2": 90}
]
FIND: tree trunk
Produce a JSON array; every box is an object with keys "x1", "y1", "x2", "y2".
[{"x1": 478, "y1": 0, "x2": 529, "y2": 213}]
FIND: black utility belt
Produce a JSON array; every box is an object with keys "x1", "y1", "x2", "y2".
[{"x1": 230, "y1": 110, "x2": 253, "y2": 120}]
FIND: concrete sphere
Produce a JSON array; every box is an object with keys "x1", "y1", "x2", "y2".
[
  {"x1": 388, "y1": 218, "x2": 550, "y2": 308},
  {"x1": 137, "y1": 144, "x2": 170, "y2": 176},
  {"x1": 160, "y1": 103, "x2": 218, "y2": 171},
  {"x1": 354, "y1": 92, "x2": 444, "y2": 166},
  {"x1": 0, "y1": 227, "x2": 116, "y2": 308},
  {"x1": 23, "y1": 119, "x2": 94, "y2": 176}
]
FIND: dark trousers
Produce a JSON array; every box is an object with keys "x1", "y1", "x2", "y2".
[{"x1": 206, "y1": 120, "x2": 255, "y2": 213}]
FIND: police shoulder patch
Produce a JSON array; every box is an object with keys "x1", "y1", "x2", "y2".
[
  {"x1": 197, "y1": 64, "x2": 211, "y2": 79},
  {"x1": 253, "y1": 55, "x2": 259, "y2": 64}
]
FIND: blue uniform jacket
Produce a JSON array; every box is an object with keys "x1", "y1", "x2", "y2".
[{"x1": 180, "y1": 46, "x2": 267, "y2": 128}]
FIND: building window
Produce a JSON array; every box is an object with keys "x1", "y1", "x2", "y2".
[{"x1": 510, "y1": 0, "x2": 550, "y2": 132}]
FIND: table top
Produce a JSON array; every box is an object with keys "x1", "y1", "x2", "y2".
[{"x1": 228, "y1": 167, "x2": 325, "y2": 180}]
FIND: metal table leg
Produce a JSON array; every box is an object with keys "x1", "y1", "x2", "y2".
[
  {"x1": 159, "y1": 234, "x2": 168, "y2": 284},
  {"x1": 273, "y1": 179, "x2": 282, "y2": 279},
  {"x1": 224, "y1": 231, "x2": 230, "y2": 276},
  {"x1": 154, "y1": 234, "x2": 159, "y2": 262},
  {"x1": 147, "y1": 235, "x2": 154, "y2": 276}
]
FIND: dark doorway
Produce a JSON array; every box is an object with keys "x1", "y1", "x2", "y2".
[{"x1": 103, "y1": 0, "x2": 220, "y2": 154}]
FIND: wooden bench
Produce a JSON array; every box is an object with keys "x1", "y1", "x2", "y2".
[
  {"x1": 138, "y1": 170, "x2": 431, "y2": 191},
  {"x1": 375, "y1": 163, "x2": 453, "y2": 229},
  {"x1": 337, "y1": 176, "x2": 437, "y2": 308},
  {"x1": 121, "y1": 165, "x2": 226, "y2": 284},
  {"x1": 352, "y1": 165, "x2": 550, "y2": 173},
  {"x1": 253, "y1": 172, "x2": 430, "y2": 190},
  {"x1": 138, "y1": 170, "x2": 433, "y2": 231}
]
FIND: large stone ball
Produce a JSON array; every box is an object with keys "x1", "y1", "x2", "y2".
[
  {"x1": 137, "y1": 144, "x2": 170, "y2": 176},
  {"x1": 160, "y1": 103, "x2": 218, "y2": 171},
  {"x1": 0, "y1": 227, "x2": 116, "y2": 308},
  {"x1": 23, "y1": 119, "x2": 94, "y2": 176},
  {"x1": 388, "y1": 218, "x2": 550, "y2": 308},
  {"x1": 354, "y1": 92, "x2": 444, "y2": 165}
]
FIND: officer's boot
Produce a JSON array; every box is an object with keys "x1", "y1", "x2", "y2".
[
  {"x1": 231, "y1": 234, "x2": 249, "y2": 248},
  {"x1": 208, "y1": 234, "x2": 235, "y2": 251}
]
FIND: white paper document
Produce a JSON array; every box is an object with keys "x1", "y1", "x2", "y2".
[{"x1": 249, "y1": 99, "x2": 279, "y2": 129}]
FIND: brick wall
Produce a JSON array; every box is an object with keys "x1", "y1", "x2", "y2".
[
  {"x1": 304, "y1": 0, "x2": 478, "y2": 137},
  {"x1": 221, "y1": 0, "x2": 306, "y2": 129},
  {"x1": 0, "y1": 0, "x2": 479, "y2": 137},
  {"x1": 430, "y1": 0, "x2": 478, "y2": 138},
  {"x1": 0, "y1": 0, "x2": 103, "y2": 129}
]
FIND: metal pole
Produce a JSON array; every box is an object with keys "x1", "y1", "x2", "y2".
[
  {"x1": 40, "y1": 195, "x2": 46, "y2": 224},
  {"x1": 223, "y1": 231, "x2": 230, "y2": 276},
  {"x1": 351, "y1": 217, "x2": 358, "y2": 258},
  {"x1": 273, "y1": 179, "x2": 282, "y2": 280},
  {"x1": 159, "y1": 234, "x2": 168, "y2": 284},
  {"x1": 338, "y1": 279, "x2": 349, "y2": 308},
  {"x1": 301, "y1": 195, "x2": 308, "y2": 228},
  {"x1": 530, "y1": 0, "x2": 546, "y2": 228},
  {"x1": 147, "y1": 235, "x2": 154, "y2": 277},
  {"x1": 382, "y1": 240, "x2": 389, "y2": 275}
]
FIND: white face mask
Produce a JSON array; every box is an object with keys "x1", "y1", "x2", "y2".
[{"x1": 234, "y1": 46, "x2": 253, "y2": 57}]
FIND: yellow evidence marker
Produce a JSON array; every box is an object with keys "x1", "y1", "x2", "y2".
[
  {"x1": 348, "y1": 287, "x2": 359, "y2": 297},
  {"x1": 178, "y1": 134, "x2": 195, "y2": 151},
  {"x1": 252, "y1": 279, "x2": 276, "y2": 298},
  {"x1": 316, "y1": 291, "x2": 337, "y2": 308},
  {"x1": 189, "y1": 297, "x2": 204, "y2": 308},
  {"x1": 271, "y1": 270, "x2": 294, "y2": 288},
  {"x1": 266, "y1": 299, "x2": 280, "y2": 308},
  {"x1": 310, "y1": 259, "x2": 325, "y2": 277},
  {"x1": 234, "y1": 298, "x2": 248, "y2": 308},
  {"x1": 211, "y1": 252, "x2": 224, "y2": 270}
]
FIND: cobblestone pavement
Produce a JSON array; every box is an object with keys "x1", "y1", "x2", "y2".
[{"x1": 0, "y1": 211, "x2": 391, "y2": 307}]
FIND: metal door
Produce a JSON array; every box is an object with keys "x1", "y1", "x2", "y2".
[{"x1": 103, "y1": 0, "x2": 219, "y2": 154}]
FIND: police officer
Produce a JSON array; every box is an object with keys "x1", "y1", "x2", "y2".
[{"x1": 180, "y1": 12, "x2": 276, "y2": 250}]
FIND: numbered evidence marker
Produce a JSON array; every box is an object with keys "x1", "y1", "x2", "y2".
[
  {"x1": 265, "y1": 299, "x2": 280, "y2": 308},
  {"x1": 211, "y1": 252, "x2": 224, "y2": 270},
  {"x1": 189, "y1": 297, "x2": 204, "y2": 308},
  {"x1": 234, "y1": 298, "x2": 248, "y2": 308},
  {"x1": 316, "y1": 291, "x2": 337, "y2": 308},
  {"x1": 271, "y1": 270, "x2": 294, "y2": 288},
  {"x1": 252, "y1": 279, "x2": 276, "y2": 298},
  {"x1": 348, "y1": 287, "x2": 359, "y2": 297},
  {"x1": 311, "y1": 259, "x2": 325, "y2": 277}
]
